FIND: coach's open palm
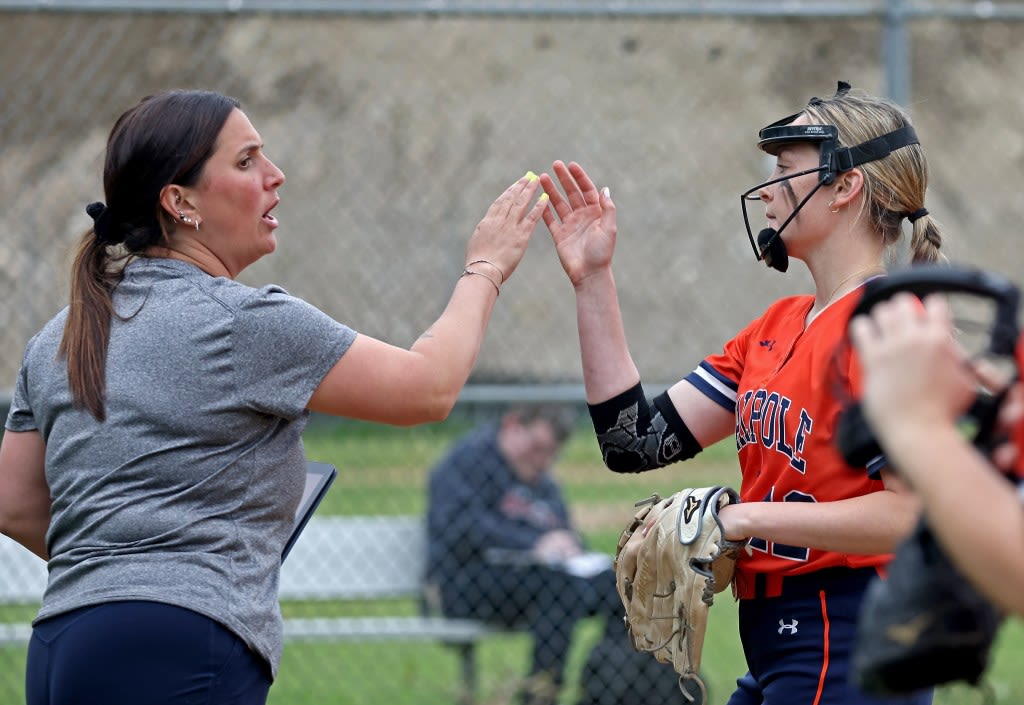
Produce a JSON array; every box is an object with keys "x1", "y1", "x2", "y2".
[
  {"x1": 540, "y1": 161, "x2": 617, "y2": 288},
  {"x1": 465, "y1": 173, "x2": 548, "y2": 284}
]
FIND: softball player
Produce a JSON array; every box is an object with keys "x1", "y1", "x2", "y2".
[{"x1": 540, "y1": 83, "x2": 937, "y2": 704}]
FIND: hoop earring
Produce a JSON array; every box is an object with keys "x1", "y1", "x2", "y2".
[{"x1": 827, "y1": 199, "x2": 840, "y2": 214}]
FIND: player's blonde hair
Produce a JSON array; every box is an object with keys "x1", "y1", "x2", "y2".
[{"x1": 803, "y1": 89, "x2": 944, "y2": 265}]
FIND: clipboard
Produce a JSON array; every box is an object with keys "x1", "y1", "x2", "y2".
[{"x1": 281, "y1": 460, "x2": 337, "y2": 562}]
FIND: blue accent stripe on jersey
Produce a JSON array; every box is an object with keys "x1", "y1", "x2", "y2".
[
  {"x1": 699, "y1": 361, "x2": 738, "y2": 392},
  {"x1": 866, "y1": 454, "x2": 887, "y2": 479},
  {"x1": 685, "y1": 362, "x2": 737, "y2": 412}
]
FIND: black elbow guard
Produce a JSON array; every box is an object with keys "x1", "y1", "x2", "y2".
[{"x1": 588, "y1": 383, "x2": 702, "y2": 473}]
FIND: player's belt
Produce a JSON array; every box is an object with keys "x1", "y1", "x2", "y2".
[{"x1": 734, "y1": 566, "x2": 881, "y2": 600}]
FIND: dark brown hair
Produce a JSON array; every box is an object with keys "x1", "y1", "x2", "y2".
[
  {"x1": 61, "y1": 90, "x2": 240, "y2": 421},
  {"x1": 507, "y1": 404, "x2": 579, "y2": 443}
]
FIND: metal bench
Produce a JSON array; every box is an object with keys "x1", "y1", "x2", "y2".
[
  {"x1": 0, "y1": 536, "x2": 44, "y2": 648},
  {"x1": 278, "y1": 515, "x2": 502, "y2": 705},
  {"x1": 0, "y1": 515, "x2": 500, "y2": 705}
]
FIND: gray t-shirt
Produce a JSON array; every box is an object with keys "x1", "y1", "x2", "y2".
[{"x1": 6, "y1": 257, "x2": 356, "y2": 677}]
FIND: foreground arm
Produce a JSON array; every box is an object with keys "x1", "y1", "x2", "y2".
[
  {"x1": 875, "y1": 415, "x2": 1024, "y2": 614},
  {"x1": 309, "y1": 174, "x2": 547, "y2": 425},
  {"x1": 851, "y1": 293, "x2": 1024, "y2": 614},
  {"x1": 0, "y1": 430, "x2": 49, "y2": 559}
]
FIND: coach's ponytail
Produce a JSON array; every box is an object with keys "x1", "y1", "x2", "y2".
[{"x1": 59, "y1": 228, "x2": 119, "y2": 421}]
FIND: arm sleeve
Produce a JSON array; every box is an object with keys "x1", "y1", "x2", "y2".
[{"x1": 587, "y1": 383, "x2": 703, "y2": 473}]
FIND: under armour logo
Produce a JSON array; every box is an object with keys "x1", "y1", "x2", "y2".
[
  {"x1": 778, "y1": 619, "x2": 799, "y2": 635},
  {"x1": 759, "y1": 339, "x2": 776, "y2": 351}
]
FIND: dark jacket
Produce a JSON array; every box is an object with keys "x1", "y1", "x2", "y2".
[{"x1": 425, "y1": 422, "x2": 574, "y2": 585}]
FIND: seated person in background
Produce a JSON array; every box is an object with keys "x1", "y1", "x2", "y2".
[{"x1": 425, "y1": 404, "x2": 683, "y2": 705}]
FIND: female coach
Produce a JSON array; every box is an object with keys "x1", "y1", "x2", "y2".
[
  {"x1": 540, "y1": 83, "x2": 940, "y2": 704},
  {"x1": 0, "y1": 89, "x2": 547, "y2": 705}
]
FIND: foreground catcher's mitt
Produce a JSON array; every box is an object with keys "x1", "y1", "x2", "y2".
[
  {"x1": 852, "y1": 516, "x2": 1004, "y2": 695},
  {"x1": 614, "y1": 486, "x2": 742, "y2": 702}
]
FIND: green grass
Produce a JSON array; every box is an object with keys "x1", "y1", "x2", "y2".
[
  {"x1": 2, "y1": 618, "x2": 1022, "y2": 705},
  {"x1": 300, "y1": 416, "x2": 743, "y2": 517},
  {"x1": 293, "y1": 420, "x2": 1024, "y2": 704},
  {"x1": 2, "y1": 420, "x2": 1022, "y2": 704}
]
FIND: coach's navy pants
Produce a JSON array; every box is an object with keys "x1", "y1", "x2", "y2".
[{"x1": 26, "y1": 601, "x2": 271, "y2": 705}]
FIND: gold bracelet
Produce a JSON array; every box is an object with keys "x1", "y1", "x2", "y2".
[
  {"x1": 460, "y1": 268, "x2": 501, "y2": 296},
  {"x1": 464, "y1": 259, "x2": 505, "y2": 284}
]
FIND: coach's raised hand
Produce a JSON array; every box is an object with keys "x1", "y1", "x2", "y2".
[{"x1": 464, "y1": 171, "x2": 548, "y2": 287}]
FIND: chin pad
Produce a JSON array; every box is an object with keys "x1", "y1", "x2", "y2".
[{"x1": 757, "y1": 228, "x2": 789, "y2": 273}]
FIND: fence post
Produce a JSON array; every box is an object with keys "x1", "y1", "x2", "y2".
[{"x1": 883, "y1": 0, "x2": 911, "y2": 104}]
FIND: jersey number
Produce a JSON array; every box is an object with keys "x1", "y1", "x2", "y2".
[{"x1": 747, "y1": 489, "x2": 817, "y2": 562}]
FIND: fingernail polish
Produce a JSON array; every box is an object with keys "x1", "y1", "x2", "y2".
[
  {"x1": 539, "y1": 193, "x2": 550, "y2": 202},
  {"x1": 525, "y1": 171, "x2": 538, "y2": 182}
]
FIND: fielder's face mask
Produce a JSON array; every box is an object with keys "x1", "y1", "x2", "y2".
[{"x1": 740, "y1": 82, "x2": 920, "y2": 273}]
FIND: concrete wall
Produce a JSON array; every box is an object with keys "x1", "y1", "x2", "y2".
[{"x1": 2, "y1": 11, "x2": 1023, "y2": 390}]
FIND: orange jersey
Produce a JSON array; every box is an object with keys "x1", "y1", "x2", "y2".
[
  {"x1": 1014, "y1": 335, "x2": 1024, "y2": 480},
  {"x1": 684, "y1": 287, "x2": 891, "y2": 582}
]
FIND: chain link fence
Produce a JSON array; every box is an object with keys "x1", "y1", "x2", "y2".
[{"x1": 3, "y1": 3, "x2": 1024, "y2": 703}]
